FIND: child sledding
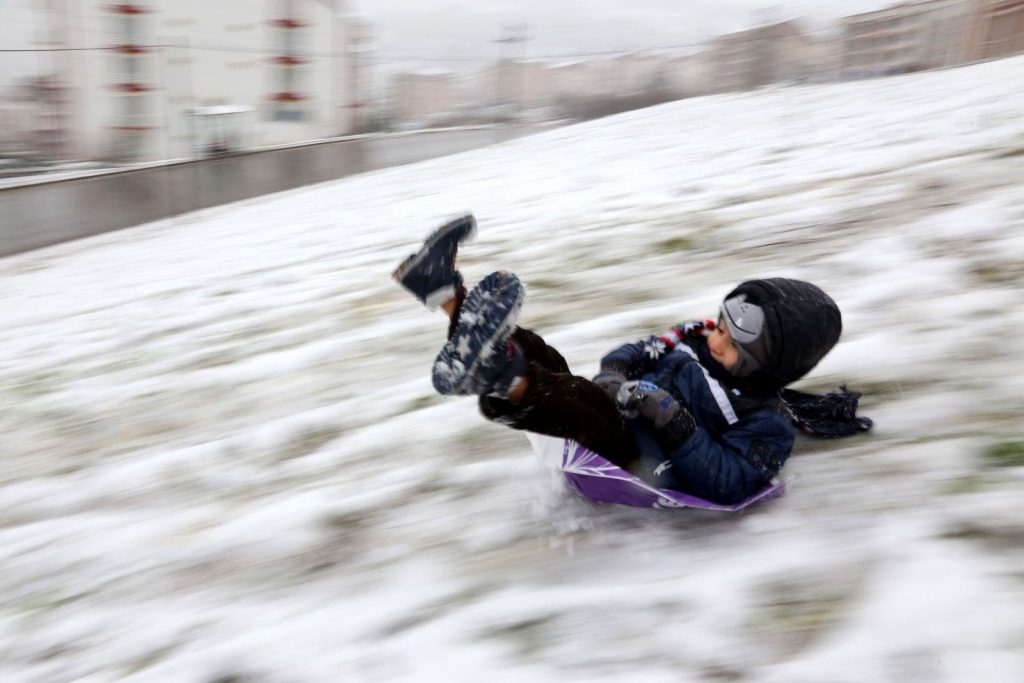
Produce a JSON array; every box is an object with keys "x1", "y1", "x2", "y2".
[{"x1": 393, "y1": 214, "x2": 871, "y2": 508}]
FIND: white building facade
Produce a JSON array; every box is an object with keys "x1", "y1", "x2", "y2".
[
  {"x1": 479, "y1": 59, "x2": 556, "y2": 111},
  {"x1": 709, "y1": 21, "x2": 816, "y2": 92},
  {"x1": 658, "y1": 53, "x2": 716, "y2": 97},
  {"x1": 389, "y1": 70, "x2": 457, "y2": 125},
  {"x1": 964, "y1": 0, "x2": 1024, "y2": 61},
  {"x1": 15, "y1": 0, "x2": 358, "y2": 162},
  {"x1": 546, "y1": 60, "x2": 606, "y2": 100}
]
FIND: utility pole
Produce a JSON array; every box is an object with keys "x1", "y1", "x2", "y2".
[{"x1": 494, "y1": 23, "x2": 529, "y2": 137}]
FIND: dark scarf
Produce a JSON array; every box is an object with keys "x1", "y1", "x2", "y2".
[{"x1": 780, "y1": 386, "x2": 873, "y2": 438}]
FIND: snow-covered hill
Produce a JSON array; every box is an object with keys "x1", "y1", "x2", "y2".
[{"x1": 2, "y1": 57, "x2": 1024, "y2": 682}]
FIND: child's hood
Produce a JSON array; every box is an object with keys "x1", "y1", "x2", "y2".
[{"x1": 724, "y1": 278, "x2": 842, "y2": 389}]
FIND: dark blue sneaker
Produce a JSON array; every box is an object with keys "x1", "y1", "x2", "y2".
[
  {"x1": 432, "y1": 271, "x2": 526, "y2": 396},
  {"x1": 392, "y1": 214, "x2": 477, "y2": 310}
]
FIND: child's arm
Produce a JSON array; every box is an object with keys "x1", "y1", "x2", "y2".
[{"x1": 596, "y1": 319, "x2": 716, "y2": 380}]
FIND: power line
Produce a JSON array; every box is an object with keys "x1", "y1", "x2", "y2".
[
  {"x1": 0, "y1": 25, "x2": 848, "y2": 60},
  {"x1": 0, "y1": 47, "x2": 106, "y2": 52},
  {"x1": 373, "y1": 27, "x2": 845, "y2": 63},
  {"x1": 1, "y1": 0, "x2": 977, "y2": 62},
  {"x1": 0, "y1": 43, "x2": 348, "y2": 57}
]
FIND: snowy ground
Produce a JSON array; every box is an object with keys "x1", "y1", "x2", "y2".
[{"x1": 2, "y1": 57, "x2": 1024, "y2": 682}]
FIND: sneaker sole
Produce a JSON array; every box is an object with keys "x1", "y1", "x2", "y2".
[
  {"x1": 391, "y1": 214, "x2": 477, "y2": 283},
  {"x1": 433, "y1": 271, "x2": 524, "y2": 395}
]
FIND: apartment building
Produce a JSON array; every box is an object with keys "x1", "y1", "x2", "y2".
[
  {"x1": 708, "y1": 20, "x2": 815, "y2": 92},
  {"x1": 0, "y1": 83, "x2": 44, "y2": 158},
  {"x1": 606, "y1": 53, "x2": 672, "y2": 95},
  {"x1": 12, "y1": 0, "x2": 358, "y2": 162},
  {"x1": 547, "y1": 60, "x2": 606, "y2": 100},
  {"x1": 390, "y1": 70, "x2": 457, "y2": 124},
  {"x1": 805, "y1": 34, "x2": 844, "y2": 81},
  {"x1": 964, "y1": 0, "x2": 1024, "y2": 60},
  {"x1": 478, "y1": 59, "x2": 555, "y2": 110},
  {"x1": 660, "y1": 52, "x2": 716, "y2": 97},
  {"x1": 840, "y1": 0, "x2": 971, "y2": 75}
]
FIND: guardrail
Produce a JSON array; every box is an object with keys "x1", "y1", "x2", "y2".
[{"x1": 0, "y1": 126, "x2": 520, "y2": 257}]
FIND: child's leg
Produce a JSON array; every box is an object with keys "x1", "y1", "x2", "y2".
[
  {"x1": 436, "y1": 275, "x2": 637, "y2": 470},
  {"x1": 393, "y1": 214, "x2": 476, "y2": 310},
  {"x1": 511, "y1": 327, "x2": 570, "y2": 374},
  {"x1": 441, "y1": 283, "x2": 566, "y2": 372},
  {"x1": 478, "y1": 359, "x2": 640, "y2": 472},
  {"x1": 433, "y1": 271, "x2": 525, "y2": 396}
]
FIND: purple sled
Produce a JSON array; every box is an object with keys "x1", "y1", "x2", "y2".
[{"x1": 527, "y1": 434, "x2": 786, "y2": 510}]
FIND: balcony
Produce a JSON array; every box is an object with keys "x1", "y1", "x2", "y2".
[
  {"x1": 269, "y1": 92, "x2": 306, "y2": 103},
  {"x1": 270, "y1": 18, "x2": 308, "y2": 29},
  {"x1": 270, "y1": 55, "x2": 308, "y2": 66},
  {"x1": 108, "y1": 3, "x2": 152, "y2": 13},
  {"x1": 110, "y1": 83, "x2": 154, "y2": 93},
  {"x1": 109, "y1": 44, "x2": 152, "y2": 55}
]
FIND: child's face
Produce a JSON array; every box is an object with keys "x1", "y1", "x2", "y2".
[{"x1": 708, "y1": 318, "x2": 740, "y2": 370}]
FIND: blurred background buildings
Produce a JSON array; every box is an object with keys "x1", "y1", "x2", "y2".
[
  {"x1": 0, "y1": 0, "x2": 1022, "y2": 172},
  {"x1": 1, "y1": 0, "x2": 368, "y2": 165}
]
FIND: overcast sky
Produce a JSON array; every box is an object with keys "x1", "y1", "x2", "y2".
[
  {"x1": 349, "y1": 0, "x2": 897, "y2": 69},
  {"x1": 0, "y1": 0, "x2": 902, "y2": 87}
]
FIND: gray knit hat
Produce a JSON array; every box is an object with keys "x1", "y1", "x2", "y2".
[{"x1": 720, "y1": 294, "x2": 772, "y2": 378}]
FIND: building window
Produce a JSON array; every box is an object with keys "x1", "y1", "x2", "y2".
[
  {"x1": 269, "y1": 92, "x2": 306, "y2": 122},
  {"x1": 272, "y1": 105, "x2": 305, "y2": 122},
  {"x1": 106, "y1": 1, "x2": 153, "y2": 158},
  {"x1": 268, "y1": 0, "x2": 310, "y2": 122}
]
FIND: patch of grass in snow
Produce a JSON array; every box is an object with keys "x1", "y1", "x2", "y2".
[
  {"x1": 321, "y1": 508, "x2": 375, "y2": 536},
  {"x1": 17, "y1": 589, "x2": 88, "y2": 613},
  {"x1": 992, "y1": 146, "x2": 1024, "y2": 159},
  {"x1": 481, "y1": 614, "x2": 556, "y2": 657},
  {"x1": 655, "y1": 235, "x2": 695, "y2": 253},
  {"x1": 206, "y1": 674, "x2": 256, "y2": 683},
  {"x1": 528, "y1": 276, "x2": 567, "y2": 291},
  {"x1": 982, "y1": 441, "x2": 1024, "y2": 468},
  {"x1": 405, "y1": 394, "x2": 443, "y2": 412},
  {"x1": 123, "y1": 643, "x2": 183, "y2": 677},
  {"x1": 941, "y1": 474, "x2": 993, "y2": 495},
  {"x1": 177, "y1": 349, "x2": 245, "y2": 371},
  {"x1": 8, "y1": 371, "x2": 63, "y2": 398},
  {"x1": 90, "y1": 356, "x2": 152, "y2": 376},
  {"x1": 373, "y1": 585, "x2": 492, "y2": 639},
  {"x1": 699, "y1": 664, "x2": 746, "y2": 682},
  {"x1": 711, "y1": 193, "x2": 765, "y2": 210},
  {"x1": 968, "y1": 259, "x2": 1024, "y2": 286},
  {"x1": 941, "y1": 519, "x2": 1024, "y2": 549},
  {"x1": 275, "y1": 424, "x2": 347, "y2": 461},
  {"x1": 749, "y1": 571, "x2": 865, "y2": 660}
]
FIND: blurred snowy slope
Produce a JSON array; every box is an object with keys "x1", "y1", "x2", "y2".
[{"x1": 1, "y1": 57, "x2": 1023, "y2": 682}]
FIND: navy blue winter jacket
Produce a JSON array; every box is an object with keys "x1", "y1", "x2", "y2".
[{"x1": 601, "y1": 325, "x2": 794, "y2": 504}]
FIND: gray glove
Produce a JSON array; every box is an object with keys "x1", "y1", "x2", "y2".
[
  {"x1": 592, "y1": 365, "x2": 628, "y2": 401},
  {"x1": 616, "y1": 380, "x2": 698, "y2": 448},
  {"x1": 615, "y1": 380, "x2": 678, "y2": 427}
]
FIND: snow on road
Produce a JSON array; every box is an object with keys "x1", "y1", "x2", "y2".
[{"x1": 1, "y1": 57, "x2": 1024, "y2": 682}]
